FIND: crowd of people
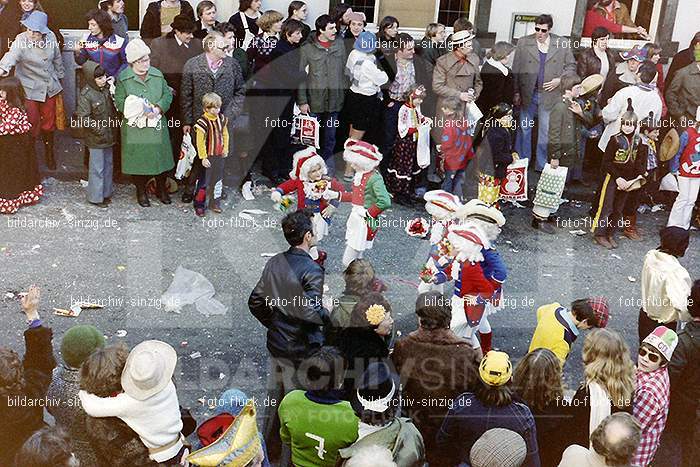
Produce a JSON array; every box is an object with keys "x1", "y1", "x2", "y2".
[{"x1": 1, "y1": 0, "x2": 700, "y2": 466}]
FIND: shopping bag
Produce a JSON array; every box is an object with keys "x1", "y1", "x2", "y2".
[
  {"x1": 500, "y1": 158, "x2": 529, "y2": 201},
  {"x1": 465, "y1": 102, "x2": 483, "y2": 135},
  {"x1": 292, "y1": 113, "x2": 320, "y2": 148},
  {"x1": 478, "y1": 173, "x2": 501, "y2": 205},
  {"x1": 533, "y1": 163, "x2": 568, "y2": 210},
  {"x1": 416, "y1": 121, "x2": 431, "y2": 168},
  {"x1": 175, "y1": 133, "x2": 197, "y2": 180}
]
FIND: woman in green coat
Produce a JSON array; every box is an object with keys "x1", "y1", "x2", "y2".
[{"x1": 115, "y1": 38, "x2": 174, "y2": 207}]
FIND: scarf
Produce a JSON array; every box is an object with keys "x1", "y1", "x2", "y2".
[{"x1": 486, "y1": 57, "x2": 509, "y2": 76}]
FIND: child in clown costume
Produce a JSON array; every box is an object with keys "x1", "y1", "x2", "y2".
[
  {"x1": 339, "y1": 139, "x2": 392, "y2": 268},
  {"x1": 417, "y1": 190, "x2": 463, "y2": 294},
  {"x1": 270, "y1": 147, "x2": 345, "y2": 262},
  {"x1": 446, "y1": 220, "x2": 495, "y2": 355},
  {"x1": 457, "y1": 199, "x2": 507, "y2": 353}
]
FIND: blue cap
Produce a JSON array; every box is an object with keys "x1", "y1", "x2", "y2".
[
  {"x1": 354, "y1": 31, "x2": 378, "y2": 53},
  {"x1": 216, "y1": 389, "x2": 250, "y2": 416}
]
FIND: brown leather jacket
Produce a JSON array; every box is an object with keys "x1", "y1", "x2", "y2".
[{"x1": 576, "y1": 47, "x2": 618, "y2": 104}]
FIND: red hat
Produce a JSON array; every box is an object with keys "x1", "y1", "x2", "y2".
[
  {"x1": 289, "y1": 147, "x2": 325, "y2": 180},
  {"x1": 588, "y1": 297, "x2": 610, "y2": 328}
]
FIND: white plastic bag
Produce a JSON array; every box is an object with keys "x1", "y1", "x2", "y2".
[
  {"x1": 161, "y1": 266, "x2": 227, "y2": 316},
  {"x1": 175, "y1": 133, "x2": 197, "y2": 180},
  {"x1": 416, "y1": 121, "x2": 431, "y2": 169},
  {"x1": 465, "y1": 102, "x2": 483, "y2": 135}
]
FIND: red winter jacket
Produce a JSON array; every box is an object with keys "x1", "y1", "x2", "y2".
[{"x1": 440, "y1": 121, "x2": 474, "y2": 171}]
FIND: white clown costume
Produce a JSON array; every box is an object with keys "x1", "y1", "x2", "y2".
[
  {"x1": 339, "y1": 140, "x2": 392, "y2": 267},
  {"x1": 418, "y1": 190, "x2": 462, "y2": 294}
]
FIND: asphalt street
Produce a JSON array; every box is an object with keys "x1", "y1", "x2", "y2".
[{"x1": 1, "y1": 144, "x2": 698, "y2": 422}]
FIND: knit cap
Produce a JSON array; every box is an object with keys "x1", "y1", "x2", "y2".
[
  {"x1": 588, "y1": 297, "x2": 610, "y2": 328},
  {"x1": 470, "y1": 428, "x2": 527, "y2": 467},
  {"x1": 125, "y1": 38, "x2": 151, "y2": 63},
  {"x1": 60, "y1": 325, "x2": 105, "y2": 368},
  {"x1": 354, "y1": 31, "x2": 378, "y2": 53},
  {"x1": 643, "y1": 326, "x2": 678, "y2": 362}
]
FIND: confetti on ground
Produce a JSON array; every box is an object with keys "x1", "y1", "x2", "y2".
[
  {"x1": 116, "y1": 265, "x2": 126, "y2": 271},
  {"x1": 260, "y1": 253, "x2": 275, "y2": 257},
  {"x1": 115, "y1": 330, "x2": 127, "y2": 337},
  {"x1": 569, "y1": 230, "x2": 586, "y2": 236},
  {"x1": 628, "y1": 276, "x2": 637, "y2": 282},
  {"x1": 542, "y1": 273, "x2": 553, "y2": 277},
  {"x1": 189, "y1": 352, "x2": 202, "y2": 359},
  {"x1": 611, "y1": 254, "x2": 622, "y2": 259}
]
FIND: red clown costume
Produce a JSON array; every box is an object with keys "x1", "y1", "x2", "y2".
[
  {"x1": 418, "y1": 190, "x2": 462, "y2": 294},
  {"x1": 446, "y1": 221, "x2": 497, "y2": 350},
  {"x1": 667, "y1": 106, "x2": 700, "y2": 229},
  {"x1": 339, "y1": 139, "x2": 392, "y2": 267},
  {"x1": 271, "y1": 147, "x2": 345, "y2": 242}
]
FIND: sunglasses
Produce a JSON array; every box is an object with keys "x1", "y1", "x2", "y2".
[
  {"x1": 534, "y1": 27, "x2": 549, "y2": 33},
  {"x1": 638, "y1": 347, "x2": 661, "y2": 363}
]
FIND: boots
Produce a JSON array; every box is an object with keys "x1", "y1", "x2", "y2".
[
  {"x1": 136, "y1": 183, "x2": 150, "y2": 207},
  {"x1": 623, "y1": 214, "x2": 642, "y2": 240},
  {"x1": 156, "y1": 176, "x2": 172, "y2": 204},
  {"x1": 41, "y1": 131, "x2": 57, "y2": 170}
]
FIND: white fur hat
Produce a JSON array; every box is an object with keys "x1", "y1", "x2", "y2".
[
  {"x1": 424, "y1": 190, "x2": 462, "y2": 215},
  {"x1": 343, "y1": 139, "x2": 382, "y2": 171},
  {"x1": 125, "y1": 38, "x2": 151, "y2": 64},
  {"x1": 459, "y1": 199, "x2": 506, "y2": 227},
  {"x1": 290, "y1": 147, "x2": 325, "y2": 180}
]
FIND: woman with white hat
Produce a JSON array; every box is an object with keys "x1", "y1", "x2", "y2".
[
  {"x1": 79, "y1": 340, "x2": 189, "y2": 464},
  {"x1": 114, "y1": 38, "x2": 175, "y2": 207},
  {"x1": 0, "y1": 10, "x2": 64, "y2": 170}
]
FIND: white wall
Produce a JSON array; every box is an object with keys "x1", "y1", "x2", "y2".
[
  {"x1": 488, "y1": 0, "x2": 577, "y2": 42},
  {"x1": 672, "y1": 0, "x2": 700, "y2": 49},
  {"x1": 139, "y1": 0, "x2": 330, "y2": 27}
]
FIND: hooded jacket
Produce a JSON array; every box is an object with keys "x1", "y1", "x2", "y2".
[
  {"x1": 75, "y1": 61, "x2": 117, "y2": 148},
  {"x1": 75, "y1": 61, "x2": 118, "y2": 148}
]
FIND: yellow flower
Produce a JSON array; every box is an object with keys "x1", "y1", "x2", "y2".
[{"x1": 366, "y1": 304, "x2": 386, "y2": 326}]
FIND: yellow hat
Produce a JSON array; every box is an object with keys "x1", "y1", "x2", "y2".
[
  {"x1": 188, "y1": 400, "x2": 261, "y2": 467},
  {"x1": 479, "y1": 351, "x2": 512, "y2": 387}
]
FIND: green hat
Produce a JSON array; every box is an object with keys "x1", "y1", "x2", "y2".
[{"x1": 60, "y1": 325, "x2": 105, "y2": 368}]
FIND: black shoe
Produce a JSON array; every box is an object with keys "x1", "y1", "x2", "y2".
[
  {"x1": 181, "y1": 192, "x2": 193, "y2": 203},
  {"x1": 137, "y1": 189, "x2": 150, "y2": 207},
  {"x1": 158, "y1": 190, "x2": 172, "y2": 205},
  {"x1": 532, "y1": 217, "x2": 556, "y2": 234},
  {"x1": 103, "y1": 197, "x2": 112, "y2": 204},
  {"x1": 89, "y1": 201, "x2": 109, "y2": 208}
]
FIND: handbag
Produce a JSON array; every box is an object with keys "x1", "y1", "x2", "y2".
[
  {"x1": 533, "y1": 163, "x2": 568, "y2": 210},
  {"x1": 54, "y1": 93, "x2": 67, "y2": 131}
]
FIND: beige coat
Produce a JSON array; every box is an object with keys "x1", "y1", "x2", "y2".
[
  {"x1": 512, "y1": 33, "x2": 577, "y2": 111},
  {"x1": 432, "y1": 51, "x2": 482, "y2": 138}
]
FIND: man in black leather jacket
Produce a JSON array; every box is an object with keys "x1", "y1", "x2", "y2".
[{"x1": 248, "y1": 208, "x2": 330, "y2": 462}]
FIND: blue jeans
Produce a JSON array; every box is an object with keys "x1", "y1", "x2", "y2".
[
  {"x1": 442, "y1": 169, "x2": 465, "y2": 196},
  {"x1": 516, "y1": 92, "x2": 550, "y2": 171},
  {"x1": 573, "y1": 123, "x2": 603, "y2": 181},
  {"x1": 87, "y1": 146, "x2": 114, "y2": 203},
  {"x1": 309, "y1": 111, "x2": 339, "y2": 176}
]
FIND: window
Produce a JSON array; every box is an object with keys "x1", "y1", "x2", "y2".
[
  {"x1": 438, "y1": 0, "x2": 471, "y2": 27},
  {"x1": 342, "y1": 0, "x2": 378, "y2": 23},
  {"x1": 583, "y1": 0, "x2": 664, "y2": 41}
]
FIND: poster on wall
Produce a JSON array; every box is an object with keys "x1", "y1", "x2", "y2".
[{"x1": 511, "y1": 14, "x2": 539, "y2": 42}]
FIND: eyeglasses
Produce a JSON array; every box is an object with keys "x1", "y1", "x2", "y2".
[
  {"x1": 134, "y1": 56, "x2": 150, "y2": 64},
  {"x1": 638, "y1": 347, "x2": 661, "y2": 363},
  {"x1": 534, "y1": 27, "x2": 549, "y2": 33},
  {"x1": 216, "y1": 45, "x2": 230, "y2": 51}
]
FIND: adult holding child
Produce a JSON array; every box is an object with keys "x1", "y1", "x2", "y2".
[{"x1": 114, "y1": 38, "x2": 175, "y2": 207}]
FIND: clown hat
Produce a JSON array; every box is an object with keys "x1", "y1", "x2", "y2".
[
  {"x1": 343, "y1": 139, "x2": 383, "y2": 172},
  {"x1": 579, "y1": 74, "x2": 604, "y2": 97},
  {"x1": 479, "y1": 351, "x2": 512, "y2": 387},
  {"x1": 188, "y1": 400, "x2": 262, "y2": 466},
  {"x1": 448, "y1": 222, "x2": 489, "y2": 248},
  {"x1": 620, "y1": 45, "x2": 647, "y2": 62},
  {"x1": 459, "y1": 199, "x2": 506, "y2": 227},
  {"x1": 289, "y1": 147, "x2": 325, "y2": 181},
  {"x1": 424, "y1": 190, "x2": 462, "y2": 215},
  {"x1": 643, "y1": 326, "x2": 678, "y2": 362}
]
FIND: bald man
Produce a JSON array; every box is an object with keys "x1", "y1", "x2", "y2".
[{"x1": 558, "y1": 412, "x2": 641, "y2": 466}]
